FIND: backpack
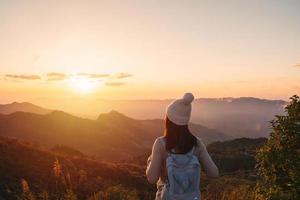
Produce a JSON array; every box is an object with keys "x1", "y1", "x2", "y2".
[{"x1": 161, "y1": 147, "x2": 201, "y2": 200}]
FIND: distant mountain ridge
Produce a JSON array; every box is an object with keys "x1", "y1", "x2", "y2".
[
  {"x1": 0, "y1": 110, "x2": 227, "y2": 161},
  {"x1": 74, "y1": 97, "x2": 284, "y2": 138},
  {"x1": 195, "y1": 97, "x2": 285, "y2": 104},
  {"x1": 0, "y1": 102, "x2": 51, "y2": 115},
  {"x1": 0, "y1": 97, "x2": 286, "y2": 138}
]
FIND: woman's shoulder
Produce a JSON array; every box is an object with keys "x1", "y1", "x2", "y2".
[
  {"x1": 194, "y1": 136, "x2": 206, "y2": 152},
  {"x1": 154, "y1": 136, "x2": 166, "y2": 146},
  {"x1": 152, "y1": 136, "x2": 167, "y2": 155},
  {"x1": 153, "y1": 136, "x2": 167, "y2": 150}
]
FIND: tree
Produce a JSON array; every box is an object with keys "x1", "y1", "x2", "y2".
[{"x1": 255, "y1": 95, "x2": 300, "y2": 200}]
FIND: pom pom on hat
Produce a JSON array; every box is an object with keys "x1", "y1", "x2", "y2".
[
  {"x1": 182, "y1": 92, "x2": 194, "y2": 105},
  {"x1": 166, "y1": 92, "x2": 194, "y2": 125}
]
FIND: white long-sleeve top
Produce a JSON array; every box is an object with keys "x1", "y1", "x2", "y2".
[{"x1": 146, "y1": 136, "x2": 219, "y2": 200}]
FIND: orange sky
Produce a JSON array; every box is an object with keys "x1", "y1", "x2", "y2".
[{"x1": 0, "y1": 0, "x2": 300, "y2": 103}]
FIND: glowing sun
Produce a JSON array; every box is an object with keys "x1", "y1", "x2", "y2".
[{"x1": 69, "y1": 76, "x2": 102, "y2": 94}]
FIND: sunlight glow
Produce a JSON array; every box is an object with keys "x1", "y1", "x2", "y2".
[{"x1": 69, "y1": 76, "x2": 102, "y2": 94}]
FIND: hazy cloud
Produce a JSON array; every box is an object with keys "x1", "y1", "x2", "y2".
[
  {"x1": 110, "y1": 73, "x2": 133, "y2": 79},
  {"x1": 105, "y1": 82, "x2": 125, "y2": 86},
  {"x1": 77, "y1": 73, "x2": 110, "y2": 79},
  {"x1": 294, "y1": 63, "x2": 300, "y2": 67},
  {"x1": 5, "y1": 74, "x2": 41, "y2": 80},
  {"x1": 78, "y1": 72, "x2": 133, "y2": 81},
  {"x1": 46, "y1": 72, "x2": 69, "y2": 81},
  {"x1": 3, "y1": 72, "x2": 133, "y2": 83}
]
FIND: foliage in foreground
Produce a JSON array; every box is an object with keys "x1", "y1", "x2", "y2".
[
  {"x1": 16, "y1": 160, "x2": 144, "y2": 200},
  {"x1": 201, "y1": 175, "x2": 256, "y2": 200},
  {"x1": 255, "y1": 95, "x2": 300, "y2": 200}
]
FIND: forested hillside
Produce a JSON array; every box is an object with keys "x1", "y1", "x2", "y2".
[
  {"x1": 0, "y1": 136, "x2": 152, "y2": 200},
  {"x1": 0, "y1": 136, "x2": 266, "y2": 200}
]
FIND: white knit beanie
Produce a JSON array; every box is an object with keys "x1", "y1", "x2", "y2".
[{"x1": 166, "y1": 92, "x2": 194, "y2": 125}]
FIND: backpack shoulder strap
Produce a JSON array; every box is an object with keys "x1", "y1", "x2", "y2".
[{"x1": 187, "y1": 146, "x2": 195, "y2": 155}]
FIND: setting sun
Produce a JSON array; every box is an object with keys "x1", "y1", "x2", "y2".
[{"x1": 69, "y1": 76, "x2": 102, "y2": 94}]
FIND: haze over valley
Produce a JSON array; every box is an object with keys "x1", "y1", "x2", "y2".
[{"x1": 0, "y1": 97, "x2": 285, "y2": 141}]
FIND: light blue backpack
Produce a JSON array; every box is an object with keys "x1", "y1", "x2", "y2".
[{"x1": 161, "y1": 146, "x2": 201, "y2": 200}]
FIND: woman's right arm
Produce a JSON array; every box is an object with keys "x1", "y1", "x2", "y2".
[
  {"x1": 146, "y1": 138, "x2": 163, "y2": 184},
  {"x1": 197, "y1": 138, "x2": 219, "y2": 178}
]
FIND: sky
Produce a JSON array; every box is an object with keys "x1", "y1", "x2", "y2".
[{"x1": 0, "y1": 0, "x2": 300, "y2": 103}]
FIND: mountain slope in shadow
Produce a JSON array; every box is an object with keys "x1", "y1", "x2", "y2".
[
  {"x1": 0, "y1": 110, "x2": 228, "y2": 160},
  {"x1": 0, "y1": 135, "x2": 264, "y2": 200},
  {"x1": 0, "y1": 136, "x2": 148, "y2": 200}
]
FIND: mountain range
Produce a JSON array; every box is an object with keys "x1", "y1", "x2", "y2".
[
  {"x1": 99, "y1": 97, "x2": 285, "y2": 138},
  {"x1": 0, "y1": 109, "x2": 227, "y2": 161},
  {"x1": 29, "y1": 97, "x2": 287, "y2": 138},
  {"x1": 0, "y1": 98, "x2": 288, "y2": 199}
]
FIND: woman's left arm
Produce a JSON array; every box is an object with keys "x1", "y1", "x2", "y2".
[{"x1": 146, "y1": 138, "x2": 163, "y2": 184}]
